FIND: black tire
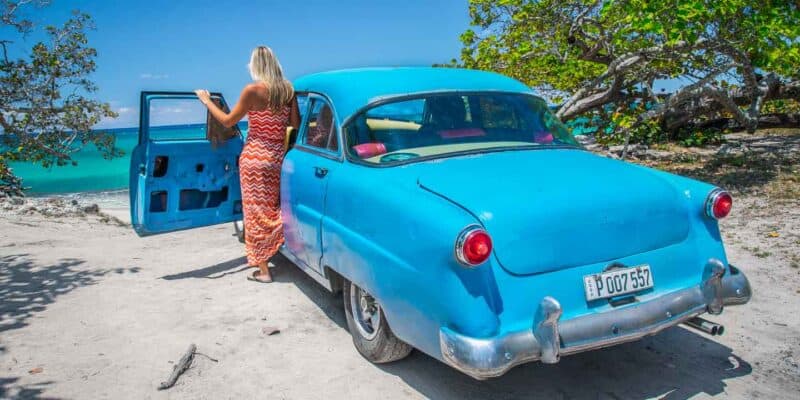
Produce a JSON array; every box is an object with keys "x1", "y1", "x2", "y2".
[{"x1": 343, "y1": 279, "x2": 413, "y2": 363}]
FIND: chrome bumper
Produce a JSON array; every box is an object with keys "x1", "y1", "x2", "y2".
[{"x1": 439, "y1": 259, "x2": 752, "y2": 379}]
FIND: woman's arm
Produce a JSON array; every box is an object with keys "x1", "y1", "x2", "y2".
[{"x1": 195, "y1": 86, "x2": 253, "y2": 128}]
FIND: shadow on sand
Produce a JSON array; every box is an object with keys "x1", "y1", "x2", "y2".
[
  {"x1": 268, "y1": 256, "x2": 751, "y2": 399},
  {"x1": 0, "y1": 253, "x2": 141, "y2": 399},
  {"x1": 271, "y1": 253, "x2": 347, "y2": 330},
  {"x1": 0, "y1": 377, "x2": 58, "y2": 400},
  {"x1": 160, "y1": 256, "x2": 250, "y2": 280},
  {"x1": 0, "y1": 254, "x2": 140, "y2": 335},
  {"x1": 376, "y1": 328, "x2": 751, "y2": 400}
]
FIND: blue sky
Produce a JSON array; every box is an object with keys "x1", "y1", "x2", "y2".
[{"x1": 8, "y1": 0, "x2": 469, "y2": 128}]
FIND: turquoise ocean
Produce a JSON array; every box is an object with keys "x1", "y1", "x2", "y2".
[{"x1": 10, "y1": 123, "x2": 248, "y2": 196}]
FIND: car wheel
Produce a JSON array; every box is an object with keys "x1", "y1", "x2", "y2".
[{"x1": 343, "y1": 279, "x2": 413, "y2": 363}]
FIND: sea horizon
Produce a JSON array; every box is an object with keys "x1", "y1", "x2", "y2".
[
  {"x1": 10, "y1": 122, "x2": 249, "y2": 196},
  {"x1": 13, "y1": 117, "x2": 587, "y2": 196}
]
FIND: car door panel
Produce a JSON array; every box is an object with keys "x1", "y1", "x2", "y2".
[
  {"x1": 280, "y1": 95, "x2": 341, "y2": 273},
  {"x1": 130, "y1": 91, "x2": 243, "y2": 236},
  {"x1": 282, "y1": 150, "x2": 339, "y2": 270}
]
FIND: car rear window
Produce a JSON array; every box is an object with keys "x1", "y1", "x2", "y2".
[{"x1": 345, "y1": 93, "x2": 578, "y2": 164}]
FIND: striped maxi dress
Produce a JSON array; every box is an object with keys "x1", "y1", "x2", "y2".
[{"x1": 240, "y1": 106, "x2": 289, "y2": 266}]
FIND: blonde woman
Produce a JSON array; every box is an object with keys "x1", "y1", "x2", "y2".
[{"x1": 196, "y1": 46, "x2": 300, "y2": 283}]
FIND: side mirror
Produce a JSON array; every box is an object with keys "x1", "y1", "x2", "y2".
[{"x1": 206, "y1": 97, "x2": 240, "y2": 149}]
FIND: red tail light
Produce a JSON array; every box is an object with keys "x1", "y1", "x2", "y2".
[
  {"x1": 706, "y1": 189, "x2": 733, "y2": 219},
  {"x1": 456, "y1": 226, "x2": 492, "y2": 267}
]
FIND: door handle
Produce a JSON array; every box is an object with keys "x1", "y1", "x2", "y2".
[
  {"x1": 314, "y1": 167, "x2": 329, "y2": 178},
  {"x1": 138, "y1": 163, "x2": 146, "y2": 176}
]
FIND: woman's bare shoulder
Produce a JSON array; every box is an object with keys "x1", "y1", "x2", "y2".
[
  {"x1": 242, "y1": 82, "x2": 271, "y2": 111},
  {"x1": 241, "y1": 82, "x2": 269, "y2": 105},
  {"x1": 243, "y1": 82, "x2": 269, "y2": 95}
]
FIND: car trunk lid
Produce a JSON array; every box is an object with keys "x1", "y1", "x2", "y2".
[{"x1": 416, "y1": 148, "x2": 691, "y2": 275}]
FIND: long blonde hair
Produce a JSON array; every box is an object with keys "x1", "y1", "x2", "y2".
[{"x1": 249, "y1": 46, "x2": 294, "y2": 110}]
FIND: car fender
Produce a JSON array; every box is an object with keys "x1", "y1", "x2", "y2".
[{"x1": 318, "y1": 164, "x2": 503, "y2": 357}]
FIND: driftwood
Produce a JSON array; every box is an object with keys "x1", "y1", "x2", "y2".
[{"x1": 158, "y1": 344, "x2": 196, "y2": 390}]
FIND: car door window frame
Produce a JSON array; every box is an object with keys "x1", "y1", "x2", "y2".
[
  {"x1": 294, "y1": 92, "x2": 344, "y2": 162},
  {"x1": 139, "y1": 91, "x2": 234, "y2": 145}
]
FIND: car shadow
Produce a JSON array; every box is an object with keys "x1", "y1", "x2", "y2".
[
  {"x1": 377, "y1": 327, "x2": 751, "y2": 400},
  {"x1": 160, "y1": 256, "x2": 249, "y2": 280},
  {"x1": 270, "y1": 254, "x2": 347, "y2": 330},
  {"x1": 266, "y1": 258, "x2": 751, "y2": 399},
  {"x1": 0, "y1": 254, "x2": 141, "y2": 338}
]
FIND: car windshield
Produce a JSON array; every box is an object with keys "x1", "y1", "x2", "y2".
[{"x1": 345, "y1": 93, "x2": 578, "y2": 165}]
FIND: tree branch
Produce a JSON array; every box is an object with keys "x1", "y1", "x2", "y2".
[
  {"x1": 0, "y1": 40, "x2": 9, "y2": 63},
  {"x1": 1, "y1": 0, "x2": 45, "y2": 33}
]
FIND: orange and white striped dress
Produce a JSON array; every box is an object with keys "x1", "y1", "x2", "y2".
[{"x1": 240, "y1": 106, "x2": 289, "y2": 265}]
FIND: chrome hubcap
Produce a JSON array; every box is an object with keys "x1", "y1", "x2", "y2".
[{"x1": 350, "y1": 283, "x2": 381, "y2": 340}]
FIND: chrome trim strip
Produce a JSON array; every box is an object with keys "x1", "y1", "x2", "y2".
[{"x1": 439, "y1": 258, "x2": 752, "y2": 380}]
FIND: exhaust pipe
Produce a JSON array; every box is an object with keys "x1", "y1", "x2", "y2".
[{"x1": 684, "y1": 316, "x2": 725, "y2": 336}]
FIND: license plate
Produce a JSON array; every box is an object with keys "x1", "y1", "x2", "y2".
[{"x1": 583, "y1": 265, "x2": 653, "y2": 301}]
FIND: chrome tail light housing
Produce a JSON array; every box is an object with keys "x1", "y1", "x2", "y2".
[
  {"x1": 705, "y1": 188, "x2": 733, "y2": 219},
  {"x1": 455, "y1": 225, "x2": 493, "y2": 267}
]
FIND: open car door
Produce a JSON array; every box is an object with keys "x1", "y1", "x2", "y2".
[{"x1": 130, "y1": 91, "x2": 244, "y2": 236}]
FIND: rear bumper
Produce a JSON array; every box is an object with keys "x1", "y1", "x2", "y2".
[{"x1": 439, "y1": 259, "x2": 752, "y2": 379}]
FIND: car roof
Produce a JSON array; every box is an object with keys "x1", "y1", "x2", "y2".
[{"x1": 292, "y1": 67, "x2": 535, "y2": 124}]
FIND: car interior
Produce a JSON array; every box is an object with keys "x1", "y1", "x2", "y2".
[{"x1": 346, "y1": 94, "x2": 561, "y2": 163}]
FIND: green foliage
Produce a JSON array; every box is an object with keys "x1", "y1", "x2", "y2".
[
  {"x1": 462, "y1": 0, "x2": 800, "y2": 90},
  {"x1": 591, "y1": 105, "x2": 668, "y2": 146},
  {"x1": 0, "y1": 2, "x2": 118, "y2": 196},
  {"x1": 763, "y1": 99, "x2": 800, "y2": 114},
  {"x1": 675, "y1": 129, "x2": 725, "y2": 147},
  {"x1": 594, "y1": 122, "x2": 724, "y2": 147},
  {"x1": 461, "y1": 0, "x2": 607, "y2": 93},
  {"x1": 588, "y1": 101, "x2": 725, "y2": 147},
  {"x1": 459, "y1": 0, "x2": 800, "y2": 146}
]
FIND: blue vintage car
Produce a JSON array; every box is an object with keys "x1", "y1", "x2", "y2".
[{"x1": 129, "y1": 68, "x2": 752, "y2": 379}]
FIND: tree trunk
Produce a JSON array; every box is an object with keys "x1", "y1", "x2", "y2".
[
  {"x1": 694, "y1": 113, "x2": 800, "y2": 132},
  {"x1": 660, "y1": 112, "x2": 800, "y2": 133}
]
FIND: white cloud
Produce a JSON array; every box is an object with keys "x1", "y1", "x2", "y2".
[
  {"x1": 154, "y1": 106, "x2": 188, "y2": 114},
  {"x1": 140, "y1": 73, "x2": 169, "y2": 80},
  {"x1": 94, "y1": 105, "x2": 138, "y2": 129}
]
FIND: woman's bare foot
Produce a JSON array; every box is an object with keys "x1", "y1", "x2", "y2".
[
  {"x1": 247, "y1": 261, "x2": 273, "y2": 283},
  {"x1": 247, "y1": 270, "x2": 273, "y2": 283}
]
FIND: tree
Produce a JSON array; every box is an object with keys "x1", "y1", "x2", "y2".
[
  {"x1": 458, "y1": 0, "x2": 800, "y2": 140},
  {"x1": 1, "y1": 0, "x2": 118, "y2": 196}
]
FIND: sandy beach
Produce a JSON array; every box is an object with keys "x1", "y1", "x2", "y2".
[
  {"x1": 0, "y1": 190, "x2": 798, "y2": 399},
  {"x1": 3, "y1": 0, "x2": 799, "y2": 398}
]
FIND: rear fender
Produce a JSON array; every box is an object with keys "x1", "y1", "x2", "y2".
[{"x1": 319, "y1": 165, "x2": 504, "y2": 357}]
